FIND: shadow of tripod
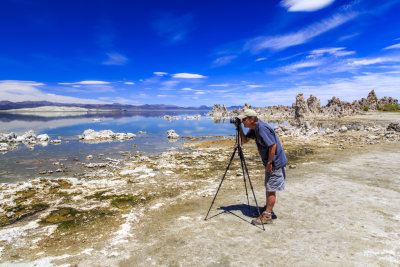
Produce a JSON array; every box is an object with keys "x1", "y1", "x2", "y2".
[{"x1": 204, "y1": 122, "x2": 265, "y2": 231}]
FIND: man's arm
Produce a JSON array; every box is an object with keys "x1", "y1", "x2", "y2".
[
  {"x1": 238, "y1": 124, "x2": 249, "y2": 143},
  {"x1": 266, "y1": 143, "x2": 276, "y2": 173}
]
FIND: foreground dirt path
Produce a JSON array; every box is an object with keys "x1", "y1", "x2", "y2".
[{"x1": 111, "y1": 142, "x2": 400, "y2": 266}]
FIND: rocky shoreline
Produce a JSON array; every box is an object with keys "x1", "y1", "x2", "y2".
[
  {"x1": 208, "y1": 90, "x2": 399, "y2": 122},
  {"x1": 0, "y1": 92, "x2": 399, "y2": 265}
]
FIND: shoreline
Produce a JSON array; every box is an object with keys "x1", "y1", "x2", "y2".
[{"x1": 0, "y1": 112, "x2": 399, "y2": 265}]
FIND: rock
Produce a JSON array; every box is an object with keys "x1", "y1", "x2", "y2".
[
  {"x1": 37, "y1": 134, "x2": 50, "y2": 142},
  {"x1": 339, "y1": 126, "x2": 348, "y2": 133},
  {"x1": 184, "y1": 115, "x2": 201, "y2": 120},
  {"x1": 293, "y1": 93, "x2": 308, "y2": 125},
  {"x1": 208, "y1": 104, "x2": 229, "y2": 118},
  {"x1": 387, "y1": 123, "x2": 400, "y2": 132},
  {"x1": 163, "y1": 115, "x2": 172, "y2": 121},
  {"x1": 83, "y1": 163, "x2": 107, "y2": 168},
  {"x1": 166, "y1": 130, "x2": 179, "y2": 139},
  {"x1": 325, "y1": 128, "x2": 334, "y2": 134},
  {"x1": 86, "y1": 155, "x2": 94, "y2": 160},
  {"x1": 78, "y1": 129, "x2": 136, "y2": 143},
  {"x1": 307, "y1": 94, "x2": 321, "y2": 114}
]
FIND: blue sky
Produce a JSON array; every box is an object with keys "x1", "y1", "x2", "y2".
[{"x1": 1, "y1": 0, "x2": 400, "y2": 107}]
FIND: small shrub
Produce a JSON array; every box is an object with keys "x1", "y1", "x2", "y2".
[
  {"x1": 363, "y1": 106, "x2": 369, "y2": 111},
  {"x1": 382, "y1": 104, "x2": 400, "y2": 111}
]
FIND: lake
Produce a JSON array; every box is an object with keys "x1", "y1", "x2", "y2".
[{"x1": 0, "y1": 111, "x2": 239, "y2": 183}]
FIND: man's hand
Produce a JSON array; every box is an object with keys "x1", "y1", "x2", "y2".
[{"x1": 266, "y1": 163, "x2": 273, "y2": 173}]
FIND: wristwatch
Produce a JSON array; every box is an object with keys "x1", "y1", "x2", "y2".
[{"x1": 267, "y1": 161, "x2": 272, "y2": 165}]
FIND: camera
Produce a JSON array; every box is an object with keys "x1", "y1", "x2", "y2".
[{"x1": 229, "y1": 117, "x2": 241, "y2": 125}]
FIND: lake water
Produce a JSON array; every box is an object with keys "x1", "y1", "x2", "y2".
[{"x1": 0, "y1": 111, "x2": 241, "y2": 183}]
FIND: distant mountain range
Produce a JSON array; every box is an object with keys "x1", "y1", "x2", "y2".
[{"x1": 0, "y1": 101, "x2": 213, "y2": 111}]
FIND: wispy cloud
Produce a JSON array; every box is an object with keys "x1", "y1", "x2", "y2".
[
  {"x1": 208, "y1": 83, "x2": 230, "y2": 87},
  {"x1": 281, "y1": 0, "x2": 335, "y2": 12},
  {"x1": 124, "y1": 82, "x2": 135, "y2": 85},
  {"x1": 224, "y1": 72, "x2": 400, "y2": 106},
  {"x1": 194, "y1": 91, "x2": 206, "y2": 95},
  {"x1": 153, "y1": 72, "x2": 168, "y2": 76},
  {"x1": 384, "y1": 43, "x2": 400, "y2": 50},
  {"x1": 338, "y1": 33, "x2": 359, "y2": 42},
  {"x1": 57, "y1": 80, "x2": 115, "y2": 93},
  {"x1": 349, "y1": 56, "x2": 400, "y2": 66},
  {"x1": 160, "y1": 80, "x2": 180, "y2": 90},
  {"x1": 102, "y1": 52, "x2": 128, "y2": 65},
  {"x1": 153, "y1": 12, "x2": 194, "y2": 44},
  {"x1": 255, "y1": 57, "x2": 267, "y2": 62},
  {"x1": 244, "y1": 12, "x2": 358, "y2": 53},
  {"x1": 172, "y1": 73, "x2": 207, "y2": 79},
  {"x1": 58, "y1": 81, "x2": 111, "y2": 85},
  {"x1": 212, "y1": 55, "x2": 237, "y2": 67},
  {"x1": 309, "y1": 47, "x2": 355, "y2": 57},
  {"x1": 0, "y1": 80, "x2": 107, "y2": 104},
  {"x1": 247, "y1": 85, "x2": 265, "y2": 88},
  {"x1": 277, "y1": 60, "x2": 324, "y2": 72}
]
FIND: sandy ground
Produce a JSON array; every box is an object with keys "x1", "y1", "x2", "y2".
[
  {"x1": 44, "y1": 141, "x2": 399, "y2": 267},
  {"x1": 111, "y1": 142, "x2": 400, "y2": 267}
]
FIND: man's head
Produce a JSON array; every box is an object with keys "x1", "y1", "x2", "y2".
[{"x1": 238, "y1": 109, "x2": 258, "y2": 129}]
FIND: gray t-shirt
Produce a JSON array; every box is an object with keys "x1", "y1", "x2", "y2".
[{"x1": 246, "y1": 120, "x2": 287, "y2": 168}]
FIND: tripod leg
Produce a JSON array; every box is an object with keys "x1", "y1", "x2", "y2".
[
  {"x1": 204, "y1": 146, "x2": 237, "y2": 220},
  {"x1": 239, "y1": 148, "x2": 250, "y2": 208},
  {"x1": 238, "y1": 148, "x2": 265, "y2": 231}
]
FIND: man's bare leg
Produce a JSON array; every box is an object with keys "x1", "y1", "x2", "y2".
[{"x1": 266, "y1": 191, "x2": 276, "y2": 213}]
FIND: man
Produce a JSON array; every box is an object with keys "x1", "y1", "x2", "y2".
[{"x1": 237, "y1": 109, "x2": 287, "y2": 225}]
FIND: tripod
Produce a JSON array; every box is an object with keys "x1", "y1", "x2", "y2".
[{"x1": 204, "y1": 124, "x2": 265, "y2": 230}]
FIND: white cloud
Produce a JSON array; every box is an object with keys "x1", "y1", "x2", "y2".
[
  {"x1": 194, "y1": 91, "x2": 206, "y2": 95},
  {"x1": 59, "y1": 80, "x2": 111, "y2": 85},
  {"x1": 281, "y1": 0, "x2": 335, "y2": 12},
  {"x1": 247, "y1": 85, "x2": 265, "y2": 88},
  {"x1": 124, "y1": 82, "x2": 135, "y2": 85},
  {"x1": 0, "y1": 80, "x2": 107, "y2": 104},
  {"x1": 244, "y1": 12, "x2": 358, "y2": 53},
  {"x1": 153, "y1": 72, "x2": 168, "y2": 76},
  {"x1": 256, "y1": 57, "x2": 267, "y2": 62},
  {"x1": 349, "y1": 57, "x2": 400, "y2": 66},
  {"x1": 278, "y1": 60, "x2": 323, "y2": 72},
  {"x1": 309, "y1": 47, "x2": 355, "y2": 57},
  {"x1": 231, "y1": 72, "x2": 400, "y2": 106},
  {"x1": 172, "y1": 73, "x2": 207, "y2": 79},
  {"x1": 208, "y1": 83, "x2": 229, "y2": 87},
  {"x1": 161, "y1": 80, "x2": 180, "y2": 88},
  {"x1": 212, "y1": 55, "x2": 237, "y2": 67},
  {"x1": 383, "y1": 43, "x2": 400, "y2": 50},
  {"x1": 102, "y1": 52, "x2": 128, "y2": 65},
  {"x1": 181, "y1": 88, "x2": 194, "y2": 91},
  {"x1": 338, "y1": 33, "x2": 359, "y2": 41}
]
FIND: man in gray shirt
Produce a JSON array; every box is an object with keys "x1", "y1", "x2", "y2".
[{"x1": 238, "y1": 109, "x2": 287, "y2": 225}]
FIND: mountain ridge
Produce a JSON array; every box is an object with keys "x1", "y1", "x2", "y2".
[{"x1": 0, "y1": 101, "x2": 212, "y2": 111}]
